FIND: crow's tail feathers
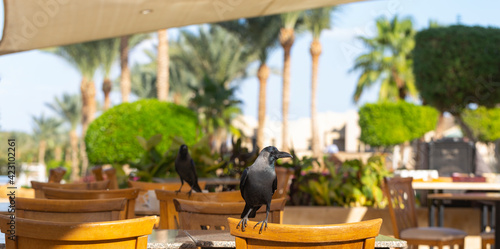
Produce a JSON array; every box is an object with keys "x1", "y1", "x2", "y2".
[
  {"x1": 192, "y1": 182, "x2": 202, "y2": 193},
  {"x1": 248, "y1": 205, "x2": 261, "y2": 218}
]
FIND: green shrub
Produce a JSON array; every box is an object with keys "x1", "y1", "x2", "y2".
[
  {"x1": 413, "y1": 25, "x2": 500, "y2": 113},
  {"x1": 359, "y1": 102, "x2": 439, "y2": 147},
  {"x1": 462, "y1": 107, "x2": 500, "y2": 143},
  {"x1": 85, "y1": 99, "x2": 199, "y2": 164}
]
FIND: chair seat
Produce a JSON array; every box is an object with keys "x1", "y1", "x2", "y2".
[{"x1": 401, "y1": 227, "x2": 467, "y2": 241}]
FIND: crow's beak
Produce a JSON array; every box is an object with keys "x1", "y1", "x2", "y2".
[{"x1": 277, "y1": 151, "x2": 293, "y2": 159}]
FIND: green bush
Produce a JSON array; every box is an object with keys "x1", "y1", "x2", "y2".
[
  {"x1": 413, "y1": 25, "x2": 500, "y2": 113},
  {"x1": 85, "y1": 99, "x2": 199, "y2": 164},
  {"x1": 463, "y1": 107, "x2": 500, "y2": 143},
  {"x1": 359, "y1": 102, "x2": 439, "y2": 147}
]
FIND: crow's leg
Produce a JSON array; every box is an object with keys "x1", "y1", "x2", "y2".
[
  {"x1": 175, "y1": 179, "x2": 184, "y2": 194},
  {"x1": 254, "y1": 204, "x2": 270, "y2": 233},
  {"x1": 187, "y1": 187, "x2": 193, "y2": 197},
  {"x1": 237, "y1": 208, "x2": 253, "y2": 232}
]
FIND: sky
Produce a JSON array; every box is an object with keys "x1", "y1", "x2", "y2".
[{"x1": 0, "y1": 0, "x2": 499, "y2": 134}]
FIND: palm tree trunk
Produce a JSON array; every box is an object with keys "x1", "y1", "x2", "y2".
[
  {"x1": 280, "y1": 28, "x2": 295, "y2": 152},
  {"x1": 434, "y1": 112, "x2": 446, "y2": 139},
  {"x1": 38, "y1": 140, "x2": 46, "y2": 165},
  {"x1": 157, "y1": 29, "x2": 169, "y2": 101},
  {"x1": 310, "y1": 39, "x2": 322, "y2": 168},
  {"x1": 102, "y1": 78, "x2": 112, "y2": 110},
  {"x1": 54, "y1": 146, "x2": 62, "y2": 161},
  {"x1": 69, "y1": 129, "x2": 80, "y2": 181},
  {"x1": 257, "y1": 63, "x2": 270, "y2": 150},
  {"x1": 80, "y1": 77, "x2": 95, "y2": 178},
  {"x1": 173, "y1": 93, "x2": 182, "y2": 105},
  {"x1": 120, "y1": 35, "x2": 131, "y2": 103},
  {"x1": 391, "y1": 68, "x2": 406, "y2": 100}
]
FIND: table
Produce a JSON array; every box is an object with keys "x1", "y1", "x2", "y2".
[
  {"x1": 413, "y1": 181, "x2": 500, "y2": 191},
  {"x1": 428, "y1": 193, "x2": 500, "y2": 249}
]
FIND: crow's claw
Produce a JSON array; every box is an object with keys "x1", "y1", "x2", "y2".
[
  {"x1": 237, "y1": 218, "x2": 248, "y2": 232},
  {"x1": 254, "y1": 220, "x2": 268, "y2": 233}
]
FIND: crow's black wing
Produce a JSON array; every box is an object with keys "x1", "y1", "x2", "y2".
[
  {"x1": 272, "y1": 175, "x2": 277, "y2": 195},
  {"x1": 240, "y1": 167, "x2": 249, "y2": 198}
]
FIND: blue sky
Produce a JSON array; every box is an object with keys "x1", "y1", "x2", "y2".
[{"x1": 0, "y1": 0, "x2": 499, "y2": 133}]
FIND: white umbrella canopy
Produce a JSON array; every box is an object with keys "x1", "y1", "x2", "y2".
[{"x1": 0, "y1": 0, "x2": 365, "y2": 55}]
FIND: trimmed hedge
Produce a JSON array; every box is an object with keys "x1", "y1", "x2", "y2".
[
  {"x1": 413, "y1": 25, "x2": 500, "y2": 113},
  {"x1": 359, "y1": 102, "x2": 439, "y2": 147},
  {"x1": 462, "y1": 107, "x2": 500, "y2": 143},
  {"x1": 85, "y1": 99, "x2": 199, "y2": 164}
]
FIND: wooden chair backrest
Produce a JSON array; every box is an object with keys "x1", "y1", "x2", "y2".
[
  {"x1": 273, "y1": 167, "x2": 294, "y2": 198},
  {"x1": 175, "y1": 198, "x2": 286, "y2": 231},
  {"x1": 0, "y1": 216, "x2": 158, "y2": 249},
  {"x1": 104, "y1": 168, "x2": 119, "y2": 189},
  {"x1": 92, "y1": 166, "x2": 104, "y2": 181},
  {"x1": 31, "y1": 180, "x2": 110, "y2": 198},
  {"x1": 383, "y1": 177, "x2": 418, "y2": 238},
  {"x1": 228, "y1": 217, "x2": 382, "y2": 249},
  {"x1": 155, "y1": 189, "x2": 243, "y2": 229},
  {"x1": 48, "y1": 167, "x2": 66, "y2": 183},
  {"x1": 43, "y1": 187, "x2": 140, "y2": 219},
  {"x1": 16, "y1": 197, "x2": 127, "y2": 222}
]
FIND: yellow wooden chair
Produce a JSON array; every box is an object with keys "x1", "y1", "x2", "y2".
[
  {"x1": 17, "y1": 197, "x2": 127, "y2": 222},
  {"x1": 0, "y1": 215, "x2": 158, "y2": 249},
  {"x1": 31, "y1": 180, "x2": 110, "y2": 198},
  {"x1": 174, "y1": 198, "x2": 286, "y2": 230},
  {"x1": 228, "y1": 217, "x2": 382, "y2": 249},
  {"x1": 155, "y1": 189, "x2": 243, "y2": 229},
  {"x1": 43, "y1": 187, "x2": 139, "y2": 219}
]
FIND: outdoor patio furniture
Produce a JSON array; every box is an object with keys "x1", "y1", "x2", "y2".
[
  {"x1": 481, "y1": 231, "x2": 494, "y2": 249},
  {"x1": 43, "y1": 187, "x2": 140, "y2": 219},
  {"x1": 0, "y1": 216, "x2": 158, "y2": 249},
  {"x1": 48, "y1": 167, "x2": 66, "y2": 183},
  {"x1": 383, "y1": 177, "x2": 467, "y2": 249},
  {"x1": 174, "y1": 198, "x2": 286, "y2": 230},
  {"x1": 273, "y1": 166, "x2": 294, "y2": 198},
  {"x1": 31, "y1": 180, "x2": 110, "y2": 198},
  {"x1": 155, "y1": 189, "x2": 244, "y2": 229},
  {"x1": 17, "y1": 197, "x2": 127, "y2": 222},
  {"x1": 228, "y1": 217, "x2": 382, "y2": 249}
]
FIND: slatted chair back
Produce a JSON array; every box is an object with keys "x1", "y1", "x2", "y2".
[
  {"x1": 16, "y1": 197, "x2": 127, "y2": 222},
  {"x1": 382, "y1": 177, "x2": 418, "y2": 238},
  {"x1": 0, "y1": 216, "x2": 158, "y2": 249},
  {"x1": 48, "y1": 167, "x2": 66, "y2": 183},
  {"x1": 228, "y1": 217, "x2": 382, "y2": 249},
  {"x1": 31, "y1": 180, "x2": 110, "y2": 198},
  {"x1": 155, "y1": 189, "x2": 243, "y2": 229},
  {"x1": 174, "y1": 198, "x2": 286, "y2": 230},
  {"x1": 43, "y1": 187, "x2": 140, "y2": 219},
  {"x1": 273, "y1": 166, "x2": 294, "y2": 198}
]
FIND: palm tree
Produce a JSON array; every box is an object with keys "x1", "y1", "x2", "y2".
[
  {"x1": 157, "y1": 29, "x2": 169, "y2": 101},
  {"x1": 280, "y1": 11, "x2": 303, "y2": 152},
  {"x1": 351, "y1": 16, "x2": 417, "y2": 103},
  {"x1": 218, "y1": 16, "x2": 282, "y2": 149},
  {"x1": 119, "y1": 33, "x2": 152, "y2": 103},
  {"x1": 171, "y1": 25, "x2": 254, "y2": 86},
  {"x1": 305, "y1": 6, "x2": 338, "y2": 164},
  {"x1": 46, "y1": 93, "x2": 82, "y2": 181},
  {"x1": 189, "y1": 76, "x2": 243, "y2": 149},
  {"x1": 95, "y1": 38, "x2": 120, "y2": 110},
  {"x1": 45, "y1": 41, "x2": 100, "y2": 176},
  {"x1": 32, "y1": 114, "x2": 62, "y2": 165}
]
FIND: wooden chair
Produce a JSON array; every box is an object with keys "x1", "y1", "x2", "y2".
[
  {"x1": 383, "y1": 177, "x2": 467, "y2": 249},
  {"x1": 0, "y1": 215, "x2": 158, "y2": 249},
  {"x1": 155, "y1": 189, "x2": 243, "y2": 229},
  {"x1": 43, "y1": 187, "x2": 140, "y2": 219},
  {"x1": 273, "y1": 166, "x2": 294, "y2": 198},
  {"x1": 48, "y1": 167, "x2": 66, "y2": 183},
  {"x1": 104, "y1": 168, "x2": 119, "y2": 189},
  {"x1": 174, "y1": 198, "x2": 286, "y2": 230},
  {"x1": 228, "y1": 217, "x2": 382, "y2": 249},
  {"x1": 31, "y1": 180, "x2": 110, "y2": 198},
  {"x1": 16, "y1": 197, "x2": 127, "y2": 222},
  {"x1": 92, "y1": 166, "x2": 104, "y2": 181}
]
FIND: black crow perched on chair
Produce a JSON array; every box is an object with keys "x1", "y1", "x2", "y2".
[{"x1": 175, "y1": 144, "x2": 202, "y2": 195}]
